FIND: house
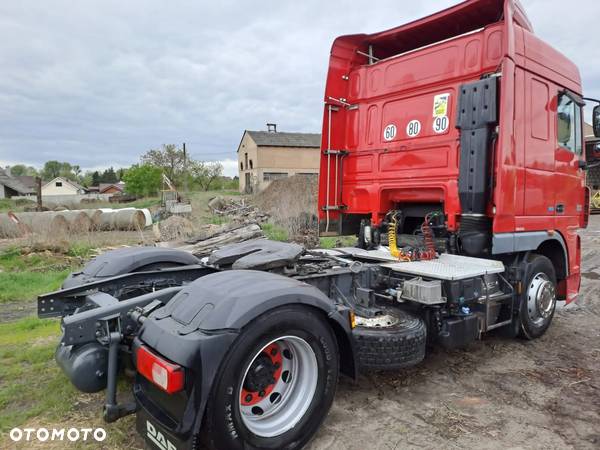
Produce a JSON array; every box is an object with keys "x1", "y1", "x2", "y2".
[
  {"x1": 98, "y1": 182, "x2": 125, "y2": 194},
  {"x1": 0, "y1": 168, "x2": 35, "y2": 198},
  {"x1": 237, "y1": 124, "x2": 321, "y2": 193},
  {"x1": 41, "y1": 177, "x2": 86, "y2": 196}
]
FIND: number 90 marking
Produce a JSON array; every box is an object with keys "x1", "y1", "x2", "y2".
[{"x1": 433, "y1": 116, "x2": 449, "y2": 133}]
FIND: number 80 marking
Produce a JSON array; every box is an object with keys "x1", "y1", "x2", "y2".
[{"x1": 406, "y1": 120, "x2": 421, "y2": 137}]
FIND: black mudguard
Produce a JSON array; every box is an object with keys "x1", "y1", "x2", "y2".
[
  {"x1": 134, "y1": 270, "x2": 355, "y2": 447},
  {"x1": 62, "y1": 247, "x2": 200, "y2": 288}
]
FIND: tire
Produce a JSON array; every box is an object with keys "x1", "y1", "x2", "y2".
[
  {"x1": 200, "y1": 306, "x2": 339, "y2": 450},
  {"x1": 353, "y1": 309, "x2": 426, "y2": 370},
  {"x1": 518, "y1": 254, "x2": 557, "y2": 340}
]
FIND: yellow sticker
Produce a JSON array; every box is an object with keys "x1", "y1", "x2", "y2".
[{"x1": 433, "y1": 93, "x2": 450, "y2": 118}]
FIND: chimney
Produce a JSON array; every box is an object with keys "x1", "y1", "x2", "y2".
[{"x1": 266, "y1": 123, "x2": 277, "y2": 133}]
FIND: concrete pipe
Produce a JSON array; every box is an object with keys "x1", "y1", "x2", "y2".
[{"x1": 140, "y1": 208, "x2": 153, "y2": 227}]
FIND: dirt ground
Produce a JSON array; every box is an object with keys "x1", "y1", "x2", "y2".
[{"x1": 307, "y1": 217, "x2": 600, "y2": 450}]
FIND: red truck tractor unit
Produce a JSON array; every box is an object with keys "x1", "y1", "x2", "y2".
[
  {"x1": 38, "y1": 1, "x2": 600, "y2": 450},
  {"x1": 318, "y1": 0, "x2": 588, "y2": 310}
]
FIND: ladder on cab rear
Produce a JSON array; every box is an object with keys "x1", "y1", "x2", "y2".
[{"x1": 322, "y1": 96, "x2": 354, "y2": 233}]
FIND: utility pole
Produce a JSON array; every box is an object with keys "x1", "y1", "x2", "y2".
[
  {"x1": 183, "y1": 142, "x2": 188, "y2": 193},
  {"x1": 35, "y1": 176, "x2": 42, "y2": 211}
]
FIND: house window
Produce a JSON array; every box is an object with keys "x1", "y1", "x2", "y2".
[
  {"x1": 249, "y1": 159, "x2": 253, "y2": 169},
  {"x1": 263, "y1": 172, "x2": 288, "y2": 182},
  {"x1": 55, "y1": 181, "x2": 62, "y2": 187},
  {"x1": 245, "y1": 153, "x2": 248, "y2": 167},
  {"x1": 240, "y1": 162, "x2": 244, "y2": 171},
  {"x1": 557, "y1": 92, "x2": 582, "y2": 154}
]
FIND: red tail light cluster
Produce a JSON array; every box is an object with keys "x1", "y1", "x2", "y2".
[
  {"x1": 584, "y1": 186, "x2": 590, "y2": 228},
  {"x1": 137, "y1": 345, "x2": 185, "y2": 394}
]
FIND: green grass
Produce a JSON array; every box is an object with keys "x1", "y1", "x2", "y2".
[
  {"x1": 0, "y1": 198, "x2": 36, "y2": 212},
  {"x1": 319, "y1": 235, "x2": 358, "y2": 249},
  {"x1": 65, "y1": 242, "x2": 97, "y2": 259},
  {"x1": 0, "y1": 247, "x2": 63, "y2": 271},
  {"x1": 261, "y1": 223, "x2": 289, "y2": 242},
  {"x1": 0, "y1": 247, "x2": 76, "y2": 303},
  {"x1": 0, "y1": 317, "x2": 76, "y2": 432},
  {"x1": 120, "y1": 197, "x2": 161, "y2": 209},
  {"x1": 0, "y1": 315, "x2": 143, "y2": 448},
  {"x1": 205, "y1": 214, "x2": 230, "y2": 225},
  {"x1": 0, "y1": 270, "x2": 70, "y2": 303}
]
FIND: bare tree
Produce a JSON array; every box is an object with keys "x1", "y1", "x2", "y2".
[
  {"x1": 191, "y1": 161, "x2": 224, "y2": 191},
  {"x1": 141, "y1": 144, "x2": 185, "y2": 183}
]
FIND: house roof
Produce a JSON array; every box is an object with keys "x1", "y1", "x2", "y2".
[
  {"x1": 42, "y1": 177, "x2": 84, "y2": 191},
  {"x1": 99, "y1": 183, "x2": 124, "y2": 193},
  {"x1": 243, "y1": 131, "x2": 321, "y2": 149},
  {"x1": 14, "y1": 176, "x2": 37, "y2": 191},
  {"x1": 0, "y1": 168, "x2": 34, "y2": 194}
]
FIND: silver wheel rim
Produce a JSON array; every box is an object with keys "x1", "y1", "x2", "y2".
[
  {"x1": 527, "y1": 272, "x2": 556, "y2": 326},
  {"x1": 238, "y1": 335, "x2": 318, "y2": 437}
]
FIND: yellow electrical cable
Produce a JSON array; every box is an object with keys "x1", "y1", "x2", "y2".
[{"x1": 389, "y1": 215, "x2": 411, "y2": 261}]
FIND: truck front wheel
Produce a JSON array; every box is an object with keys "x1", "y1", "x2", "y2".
[
  {"x1": 200, "y1": 306, "x2": 339, "y2": 450},
  {"x1": 519, "y1": 254, "x2": 557, "y2": 340}
]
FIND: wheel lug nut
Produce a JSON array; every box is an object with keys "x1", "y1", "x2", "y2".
[
  {"x1": 259, "y1": 390, "x2": 265, "y2": 397},
  {"x1": 271, "y1": 348, "x2": 277, "y2": 356},
  {"x1": 274, "y1": 362, "x2": 280, "y2": 369},
  {"x1": 245, "y1": 394, "x2": 252, "y2": 402}
]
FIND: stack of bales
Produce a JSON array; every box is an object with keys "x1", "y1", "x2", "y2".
[{"x1": 0, "y1": 208, "x2": 151, "y2": 238}]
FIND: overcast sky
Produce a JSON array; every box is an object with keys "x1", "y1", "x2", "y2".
[{"x1": 0, "y1": 0, "x2": 598, "y2": 177}]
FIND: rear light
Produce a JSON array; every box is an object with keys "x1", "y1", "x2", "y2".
[
  {"x1": 137, "y1": 345, "x2": 185, "y2": 394},
  {"x1": 583, "y1": 186, "x2": 591, "y2": 228}
]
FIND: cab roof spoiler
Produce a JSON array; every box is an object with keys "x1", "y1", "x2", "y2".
[{"x1": 333, "y1": 0, "x2": 532, "y2": 63}]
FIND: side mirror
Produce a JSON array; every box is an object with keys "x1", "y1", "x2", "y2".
[{"x1": 593, "y1": 105, "x2": 600, "y2": 138}]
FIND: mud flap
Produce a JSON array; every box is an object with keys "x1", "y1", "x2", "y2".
[{"x1": 136, "y1": 406, "x2": 191, "y2": 450}]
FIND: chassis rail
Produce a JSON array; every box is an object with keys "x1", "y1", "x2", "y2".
[{"x1": 38, "y1": 265, "x2": 216, "y2": 318}]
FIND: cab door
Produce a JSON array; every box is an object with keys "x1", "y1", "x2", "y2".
[
  {"x1": 554, "y1": 91, "x2": 586, "y2": 220},
  {"x1": 523, "y1": 75, "x2": 556, "y2": 223}
]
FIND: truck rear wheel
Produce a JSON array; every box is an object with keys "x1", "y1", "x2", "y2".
[
  {"x1": 200, "y1": 306, "x2": 339, "y2": 450},
  {"x1": 519, "y1": 254, "x2": 557, "y2": 340}
]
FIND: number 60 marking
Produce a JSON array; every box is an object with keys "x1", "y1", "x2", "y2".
[{"x1": 383, "y1": 124, "x2": 397, "y2": 141}]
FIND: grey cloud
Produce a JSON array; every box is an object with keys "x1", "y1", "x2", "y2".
[{"x1": 0, "y1": 0, "x2": 597, "y2": 171}]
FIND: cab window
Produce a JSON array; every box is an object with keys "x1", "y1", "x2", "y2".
[{"x1": 557, "y1": 92, "x2": 582, "y2": 154}]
